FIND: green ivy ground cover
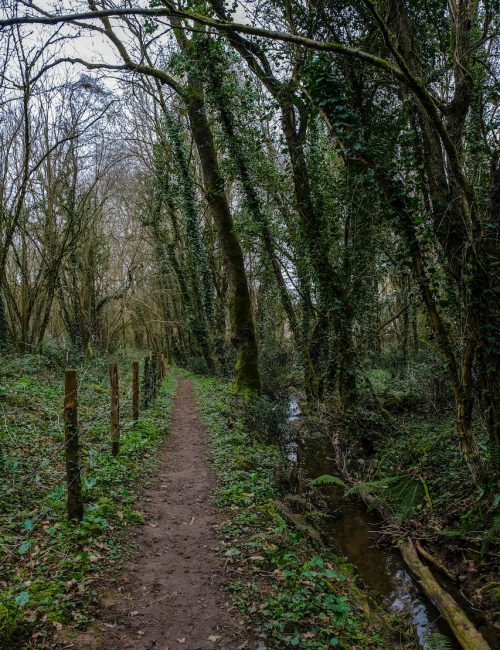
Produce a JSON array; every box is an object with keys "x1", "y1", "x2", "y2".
[
  {"x1": 0, "y1": 353, "x2": 176, "y2": 648},
  {"x1": 190, "y1": 373, "x2": 416, "y2": 650}
]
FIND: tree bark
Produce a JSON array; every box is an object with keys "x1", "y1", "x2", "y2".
[{"x1": 184, "y1": 77, "x2": 260, "y2": 394}]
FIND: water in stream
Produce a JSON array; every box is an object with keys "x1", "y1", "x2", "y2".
[{"x1": 286, "y1": 396, "x2": 458, "y2": 649}]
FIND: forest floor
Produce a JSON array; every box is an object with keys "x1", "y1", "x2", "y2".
[
  {"x1": 71, "y1": 377, "x2": 250, "y2": 649},
  {"x1": 1, "y1": 356, "x2": 421, "y2": 649},
  {"x1": 1, "y1": 354, "x2": 498, "y2": 648}
]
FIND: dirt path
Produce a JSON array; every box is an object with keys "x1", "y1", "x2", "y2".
[{"x1": 74, "y1": 378, "x2": 248, "y2": 650}]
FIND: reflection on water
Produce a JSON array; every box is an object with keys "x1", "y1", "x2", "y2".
[
  {"x1": 391, "y1": 569, "x2": 444, "y2": 646},
  {"x1": 285, "y1": 399, "x2": 301, "y2": 461},
  {"x1": 286, "y1": 396, "x2": 457, "y2": 648},
  {"x1": 289, "y1": 398, "x2": 301, "y2": 421}
]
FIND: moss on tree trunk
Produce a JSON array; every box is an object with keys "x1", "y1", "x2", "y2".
[{"x1": 185, "y1": 78, "x2": 260, "y2": 394}]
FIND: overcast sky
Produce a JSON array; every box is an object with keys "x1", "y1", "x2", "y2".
[{"x1": 7, "y1": 0, "x2": 253, "y2": 88}]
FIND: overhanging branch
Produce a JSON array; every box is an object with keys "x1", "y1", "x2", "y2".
[{"x1": 0, "y1": 5, "x2": 405, "y2": 82}]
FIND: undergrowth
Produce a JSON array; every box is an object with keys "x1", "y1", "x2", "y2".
[
  {"x1": 306, "y1": 367, "x2": 500, "y2": 638},
  {"x1": 359, "y1": 414, "x2": 499, "y2": 559},
  {"x1": 192, "y1": 374, "x2": 416, "y2": 650},
  {"x1": 0, "y1": 352, "x2": 176, "y2": 648}
]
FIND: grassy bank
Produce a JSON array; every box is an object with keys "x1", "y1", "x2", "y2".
[
  {"x1": 0, "y1": 353, "x2": 176, "y2": 648},
  {"x1": 190, "y1": 373, "x2": 417, "y2": 649}
]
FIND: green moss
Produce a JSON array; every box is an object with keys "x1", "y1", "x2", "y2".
[
  {"x1": 233, "y1": 350, "x2": 261, "y2": 397},
  {"x1": 229, "y1": 290, "x2": 261, "y2": 396}
]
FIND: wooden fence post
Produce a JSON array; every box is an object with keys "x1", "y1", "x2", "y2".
[
  {"x1": 109, "y1": 362, "x2": 120, "y2": 456},
  {"x1": 64, "y1": 369, "x2": 83, "y2": 520},
  {"x1": 151, "y1": 352, "x2": 158, "y2": 399},
  {"x1": 143, "y1": 355, "x2": 150, "y2": 407},
  {"x1": 159, "y1": 353, "x2": 165, "y2": 380},
  {"x1": 132, "y1": 360, "x2": 139, "y2": 422}
]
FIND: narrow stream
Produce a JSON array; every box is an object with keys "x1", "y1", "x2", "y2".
[{"x1": 285, "y1": 396, "x2": 457, "y2": 649}]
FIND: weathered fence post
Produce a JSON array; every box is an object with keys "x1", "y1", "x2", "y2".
[
  {"x1": 151, "y1": 352, "x2": 158, "y2": 400},
  {"x1": 132, "y1": 360, "x2": 139, "y2": 422},
  {"x1": 143, "y1": 355, "x2": 150, "y2": 407},
  {"x1": 156, "y1": 352, "x2": 162, "y2": 383},
  {"x1": 159, "y1": 353, "x2": 165, "y2": 380},
  {"x1": 109, "y1": 362, "x2": 120, "y2": 456},
  {"x1": 64, "y1": 369, "x2": 83, "y2": 520},
  {"x1": 155, "y1": 352, "x2": 160, "y2": 391}
]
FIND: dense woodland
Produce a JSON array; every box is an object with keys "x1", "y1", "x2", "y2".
[{"x1": 0, "y1": 1, "x2": 499, "y2": 648}]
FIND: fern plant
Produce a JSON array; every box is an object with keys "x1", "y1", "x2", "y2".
[
  {"x1": 311, "y1": 472, "x2": 428, "y2": 522},
  {"x1": 391, "y1": 476, "x2": 425, "y2": 521},
  {"x1": 345, "y1": 474, "x2": 426, "y2": 521},
  {"x1": 310, "y1": 474, "x2": 346, "y2": 488},
  {"x1": 345, "y1": 474, "x2": 402, "y2": 497},
  {"x1": 425, "y1": 632, "x2": 453, "y2": 649}
]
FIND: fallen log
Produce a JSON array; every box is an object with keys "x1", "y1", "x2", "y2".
[
  {"x1": 273, "y1": 499, "x2": 323, "y2": 544},
  {"x1": 399, "y1": 538, "x2": 490, "y2": 650},
  {"x1": 326, "y1": 438, "x2": 490, "y2": 649},
  {"x1": 415, "y1": 539, "x2": 457, "y2": 582}
]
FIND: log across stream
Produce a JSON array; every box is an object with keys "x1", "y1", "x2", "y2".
[{"x1": 284, "y1": 396, "x2": 497, "y2": 649}]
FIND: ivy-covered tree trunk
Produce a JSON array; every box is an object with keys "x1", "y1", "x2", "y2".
[
  {"x1": 0, "y1": 285, "x2": 9, "y2": 353},
  {"x1": 383, "y1": 0, "x2": 498, "y2": 479},
  {"x1": 207, "y1": 4, "x2": 357, "y2": 408},
  {"x1": 155, "y1": 121, "x2": 216, "y2": 373},
  {"x1": 374, "y1": 166, "x2": 483, "y2": 479},
  {"x1": 202, "y1": 47, "x2": 300, "y2": 344},
  {"x1": 474, "y1": 214, "x2": 500, "y2": 478},
  {"x1": 281, "y1": 102, "x2": 358, "y2": 411},
  {"x1": 185, "y1": 78, "x2": 260, "y2": 394}
]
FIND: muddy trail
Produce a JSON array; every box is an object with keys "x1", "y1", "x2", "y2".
[{"x1": 73, "y1": 378, "x2": 249, "y2": 650}]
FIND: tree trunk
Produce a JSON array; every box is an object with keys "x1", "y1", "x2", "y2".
[
  {"x1": 202, "y1": 51, "x2": 300, "y2": 344},
  {"x1": 374, "y1": 165, "x2": 483, "y2": 478},
  {"x1": 185, "y1": 79, "x2": 260, "y2": 394},
  {"x1": 0, "y1": 285, "x2": 9, "y2": 352},
  {"x1": 281, "y1": 102, "x2": 357, "y2": 411}
]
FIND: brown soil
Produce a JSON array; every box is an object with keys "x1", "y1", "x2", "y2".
[{"x1": 70, "y1": 378, "x2": 251, "y2": 650}]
